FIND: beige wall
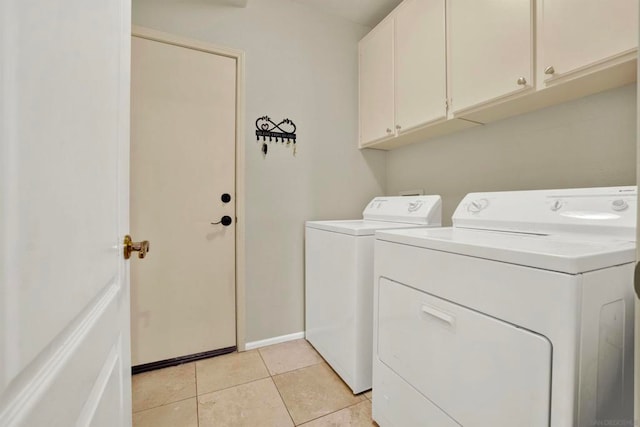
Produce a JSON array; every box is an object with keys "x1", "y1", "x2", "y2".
[
  {"x1": 133, "y1": 0, "x2": 637, "y2": 345},
  {"x1": 387, "y1": 84, "x2": 637, "y2": 225},
  {"x1": 132, "y1": 0, "x2": 387, "y2": 342}
]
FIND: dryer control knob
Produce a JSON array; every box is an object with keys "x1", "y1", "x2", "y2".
[
  {"x1": 407, "y1": 200, "x2": 424, "y2": 213},
  {"x1": 467, "y1": 199, "x2": 489, "y2": 213},
  {"x1": 612, "y1": 199, "x2": 629, "y2": 211},
  {"x1": 550, "y1": 200, "x2": 563, "y2": 211}
]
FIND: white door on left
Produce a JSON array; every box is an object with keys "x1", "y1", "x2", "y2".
[{"x1": 0, "y1": 0, "x2": 133, "y2": 426}]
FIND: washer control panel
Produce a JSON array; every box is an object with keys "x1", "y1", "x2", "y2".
[{"x1": 363, "y1": 195, "x2": 442, "y2": 225}]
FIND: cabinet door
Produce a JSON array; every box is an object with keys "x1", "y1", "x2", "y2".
[
  {"x1": 359, "y1": 18, "x2": 395, "y2": 146},
  {"x1": 395, "y1": 0, "x2": 446, "y2": 132},
  {"x1": 449, "y1": 0, "x2": 533, "y2": 114},
  {"x1": 541, "y1": 0, "x2": 638, "y2": 82}
]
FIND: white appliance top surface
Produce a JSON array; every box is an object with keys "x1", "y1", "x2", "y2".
[
  {"x1": 376, "y1": 227, "x2": 635, "y2": 274},
  {"x1": 306, "y1": 195, "x2": 442, "y2": 236},
  {"x1": 306, "y1": 219, "x2": 437, "y2": 236},
  {"x1": 377, "y1": 186, "x2": 637, "y2": 273}
]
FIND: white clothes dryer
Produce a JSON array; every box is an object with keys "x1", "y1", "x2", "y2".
[
  {"x1": 372, "y1": 186, "x2": 636, "y2": 427},
  {"x1": 305, "y1": 195, "x2": 442, "y2": 393}
]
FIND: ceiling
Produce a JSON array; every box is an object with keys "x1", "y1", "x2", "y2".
[
  {"x1": 217, "y1": 0, "x2": 403, "y2": 28},
  {"x1": 290, "y1": 0, "x2": 403, "y2": 27}
]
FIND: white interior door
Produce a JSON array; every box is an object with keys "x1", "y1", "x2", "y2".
[
  {"x1": 0, "y1": 0, "x2": 132, "y2": 426},
  {"x1": 130, "y1": 35, "x2": 237, "y2": 367},
  {"x1": 635, "y1": 10, "x2": 640, "y2": 421}
]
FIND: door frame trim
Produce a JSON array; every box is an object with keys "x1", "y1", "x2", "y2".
[{"x1": 131, "y1": 26, "x2": 247, "y2": 351}]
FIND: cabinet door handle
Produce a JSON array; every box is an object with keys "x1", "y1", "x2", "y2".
[
  {"x1": 386, "y1": 128, "x2": 393, "y2": 134},
  {"x1": 421, "y1": 305, "x2": 455, "y2": 326},
  {"x1": 544, "y1": 66, "x2": 555, "y2": 75},
  {"x1": 517, "y1": 77, "x2": 527, "y2": 86},
  {"x1": 395, "y1": 125, "x2": 401, "y2": 131}
]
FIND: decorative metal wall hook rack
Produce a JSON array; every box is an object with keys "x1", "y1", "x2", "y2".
[{"x1": 255, "y1": 116, "x2": 297, "y2": 156}]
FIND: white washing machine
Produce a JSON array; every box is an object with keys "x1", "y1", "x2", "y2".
[
  {"x1": 372, "y1": 186, "x2": 636, "y2": 427},
  {"x1": 305, "y1": 195, "x2": 442, "y2": 393}
]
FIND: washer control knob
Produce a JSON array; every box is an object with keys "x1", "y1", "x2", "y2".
[
  {"x1": 467, "y1": 199, "x2": 489, "y2": 213},
  {"x1": 407, "y1": 200, "x2": 424, "y2": 213},
  {"x1": 612, "y1": 199, "x2": 629, "y2": 211},
  {"x1": 550, "y1": 200, "x2": 563, "y2": 211}
]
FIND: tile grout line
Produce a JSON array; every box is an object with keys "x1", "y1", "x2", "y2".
[
  {"x1": 260, "y1": 348, "x2": 368, "y2": 426},
  {"x1": 257, "y1": 348, "x2": 297, "y2": 426},
  {"x1": 259, "y1": 340, "x2": 326, "y2": 377},
  {"x1": 183, "y1": 342, "x2": 366, "y2": 426},
  {"x1": 132, "y1": 362, "x2": 201, "y2": 415},
  {"x1": 195, "y1": 349, "x2": 274, "y2": 394},
  {"x1": 259, "y1": 342, "x2": 370, "y2": 426},
  {"x1": 295, "y1": 398, "x2": 370, "y2": 426},
  {"x1": 268, "y1": 359, "x2": 325, "y2": 378},
  {"x1": 132, "y1": 395, "x2": 196, "y2": 415},
  {"x1": 197, "y1": 374, "x2": 272, "y2": 397},
  {"x1": 193, "y1": 344, "x2": 273, "y2": 397}
]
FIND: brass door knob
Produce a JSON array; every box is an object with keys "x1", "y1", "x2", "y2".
[{"x1": 124, "y1": 235, "x2": 150, "y2": 260}]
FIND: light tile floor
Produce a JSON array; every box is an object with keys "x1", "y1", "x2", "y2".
[{"x1": 132, "y1": 339, "x2": 377, "y2": 427}]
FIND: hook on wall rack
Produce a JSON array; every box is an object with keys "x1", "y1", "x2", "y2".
[{"x1": 255, "y1": 116, "x2": 297, "y2": 156}]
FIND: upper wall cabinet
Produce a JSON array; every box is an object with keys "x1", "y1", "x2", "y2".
[
  {"x1": 394, "y1": 0, "x2": 446, "y2": 134},
  {"x1": 539, "y1": 0, "x2": 638, "y2": 85},
  {"x1": 359, "y1": 19, "x2": 395, "y2": 145},
  {"x1": 359, "y1": 0, "x2": 448, "y2": 148},
  {"x1": 449, "y1": 0, "x2": 534, "y2": 115},
  {"x1": 358, "y1": 0, "x2": 637, "y2": 150}
]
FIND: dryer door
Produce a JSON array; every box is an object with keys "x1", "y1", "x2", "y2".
[{"x1": 377, "y1": 278, "x2": 552, "y2": 427}]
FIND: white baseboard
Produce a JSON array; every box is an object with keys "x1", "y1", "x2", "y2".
[{"x1": 244, "y1": 331, "x2": 305, "y2": 351}]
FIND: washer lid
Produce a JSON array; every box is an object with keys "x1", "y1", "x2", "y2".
[
  {"x1": 305, "y1": 194, "x2": 443, "y2": 235},
  {"x1": 375, "y1": 227, "x2": 635, "y2": 274},
  {"x1": 305, "y1": 219, "x2": 435, "y2": 236}
]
